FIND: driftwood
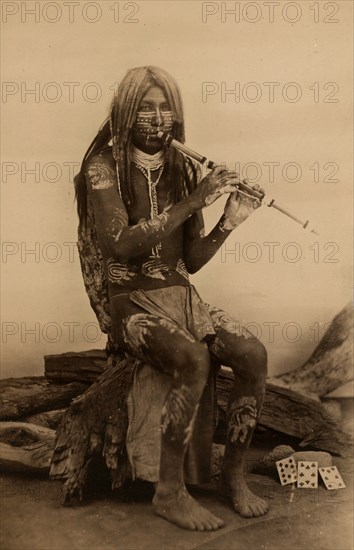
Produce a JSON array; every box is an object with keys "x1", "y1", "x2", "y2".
[
  {"x1": 23, "y1": 409, "x2": 66, "y2": 429},
  {"x1": 274, "y1": 303, "x2": 353, "y2": 397},
  {"x1": 0, "y1": 377, "x2": 88, "y2": 421},
  {"x1": 44, "y1": 350, "x2": 106, "y2": 384},
  {"x1": 0, "y1": 422, "x2": 55, "y2": 472}
]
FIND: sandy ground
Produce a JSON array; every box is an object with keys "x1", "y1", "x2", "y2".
[{"x1": 1, "y1": 435, "x2": 353, "y2": 550}]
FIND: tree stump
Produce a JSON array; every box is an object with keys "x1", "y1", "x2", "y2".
[{"x1": 50, "y1": 356, "x2": 136, "y2": 503}]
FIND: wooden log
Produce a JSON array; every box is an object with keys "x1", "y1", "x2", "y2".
[
  {"x1": 0, "y1": 422, "x2": 55, "y2": 472},
  {"x1": 0, "y1": 377, "x2": 88, "y2": 420},
  {"x1": 23, "y1": 409, "x2": 67, "y2": 429},
  {"x1": 44, "y1": 349, "x2": 107, "y2": 383},
  {"x1": 273, "y1": 303, "x2": 353, "y2": 397}
]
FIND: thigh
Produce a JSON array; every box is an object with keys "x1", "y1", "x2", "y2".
[{"x1": 110, "y1": 294, "x2": 206, "y2": 377}]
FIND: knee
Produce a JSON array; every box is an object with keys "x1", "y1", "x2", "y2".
[
  {"x1": 252, "y1": 340, "x2": 268, "y2": 379},
  {"x1": 234, "y1": 339, "x2": 268, "y2": 382},
  {"x1": 177, "y1": 342, "x2": 210, "y2": 385}
]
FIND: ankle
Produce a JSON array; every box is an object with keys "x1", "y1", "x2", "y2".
[
  {"x1": 221, "y1": 457, "x2": 244, "y2": 477},
  {"x1": 154, "y1": 481, "x2": 186, "y2": 499}
]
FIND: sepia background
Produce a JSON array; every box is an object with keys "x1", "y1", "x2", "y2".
[{"x1": 1, "y1": 0, "x2": 353, "y2": 378}]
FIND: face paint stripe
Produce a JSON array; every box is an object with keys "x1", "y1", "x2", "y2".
[{"x1": 134, "y1": 110, "x2": 174, "y2": 136}]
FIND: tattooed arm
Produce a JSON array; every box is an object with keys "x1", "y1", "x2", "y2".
[
  {"x1": 85, "y1": 153, "x2": 201, "y2": 262},
  {"x1": 86, "y1": 153, "x2": 240, "y2": 262},
  {"x1": 183, "y1": 211, "x2": 236, "y2": 274},
  {"x1": 184, "y1": 187, "x2": 263, "y2": 274}
]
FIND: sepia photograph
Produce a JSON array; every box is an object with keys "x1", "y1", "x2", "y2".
[{"x1": 1, "y1": 1, "x2": 353, "y2": 549}]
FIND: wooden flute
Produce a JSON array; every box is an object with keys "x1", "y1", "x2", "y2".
[{"x1": 157, "y1": 131, "x2": 319, "y2": 236}]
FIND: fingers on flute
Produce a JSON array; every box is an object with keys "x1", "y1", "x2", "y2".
[
  {"x1": 250, "y1": 183, "x2": 265, "y2": 195},
  {"x1": 243, "y1": 179, "x2": 265, "y2": 197},
  {"x1": 212, "y1": 165, "x2": 226, "y2": 175},
  {"x1": 220, "y1": 175, "x2": 240, "y2": 185},
  {"x1": 219, "y1": 185, "x2": 237, "y2": 194},
  {"x1": 214, "y1": 165, "x2": 240, "y2": 177}
]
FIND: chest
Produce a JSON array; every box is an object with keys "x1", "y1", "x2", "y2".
[{"x1": 128, "y1": 164, "x2": 172, "y2": 224}]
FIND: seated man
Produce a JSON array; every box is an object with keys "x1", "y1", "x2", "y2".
[{"x1": 75, "y1": 65, "x2": 268, "y2": 531}]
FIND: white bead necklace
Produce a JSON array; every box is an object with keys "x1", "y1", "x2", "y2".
[{"x1": 131, "y1": 145, "x2": 166, "y2": 257}]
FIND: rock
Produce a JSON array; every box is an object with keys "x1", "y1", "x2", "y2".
[
  {"x1": 249, "y1": 445, "x2": 295, "y2": 475},
  {"x1": 250, "y1": 445, "x2": 332, "y2": 476},
  {"x1": 292, "y1": 451, "x2": 332, "y2": 467}
]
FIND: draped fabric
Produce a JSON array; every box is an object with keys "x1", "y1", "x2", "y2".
[{"x1": 77, "y1": 197, "x2": 112, "y2": 340}]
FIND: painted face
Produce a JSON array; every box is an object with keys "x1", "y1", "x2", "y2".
[{"x1": 133, "y1": 86, "x2": 174, "y2": 138}]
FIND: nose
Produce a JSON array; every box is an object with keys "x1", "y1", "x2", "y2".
[{"x1": 152, "y1": 107, "x2": 162, "y2": 126}]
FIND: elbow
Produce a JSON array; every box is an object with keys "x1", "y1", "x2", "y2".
[
  {"x1": 113, "y1": 247, "x2": 133, "y2": 264},
  {"x1": 106, "y1": 229, "x2": 133, "y2": 263},
  {"x1": 184, "y1": 257, "x2": 200, "y2": 275},
  {"x1": 110, "y1": 241, "x2": 131, "y2": 264},
  {"x1": 110, "y1": 228, "x2": 147, "y2": 263},
  {"x1": 188, "y1": 266, "x2": 202, "y2": 275},
  {"x1": 111, "y1": 239, "x2": 145, "y2": 263}
]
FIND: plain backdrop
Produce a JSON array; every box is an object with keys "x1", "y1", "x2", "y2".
[{"x1": 1, "y1": 0, "x2": 353, "y2": 378}]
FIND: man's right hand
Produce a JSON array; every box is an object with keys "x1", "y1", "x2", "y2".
[{"x1": 190, "y1": 165, "x2": 240, "y2": 209}]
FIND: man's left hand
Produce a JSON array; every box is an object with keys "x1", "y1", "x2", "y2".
[{"x1": 223, "y1": 181, "x2": 264, "y2": 229}]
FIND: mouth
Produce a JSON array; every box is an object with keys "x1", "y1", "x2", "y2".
[
  {"x1": 135, "y1": 126, "x2": 173, "y2": 138},
  {"x1": 149, "y1": 128, "x2": 166, "y2": 137}
]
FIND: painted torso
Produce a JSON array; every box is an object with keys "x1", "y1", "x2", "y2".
[{"x1": 90, "y1": 161, "x2": 190, "y2": 298}]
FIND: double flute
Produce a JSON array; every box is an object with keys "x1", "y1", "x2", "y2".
[{"x1": 157, "y1": 131, "x2": 319, "y2": 236}]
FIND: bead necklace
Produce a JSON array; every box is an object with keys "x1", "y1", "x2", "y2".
[{"x1": 131, "y1": 145, "x2": 166, "y2": 257}]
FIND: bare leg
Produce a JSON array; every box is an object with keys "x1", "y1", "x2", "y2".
[
  {"x1": 208, "y1": 308, "x2": 269, "y2": 518},
  {"x1": 218, "y1": 353, "x2": 269, "y2": 518},
  {"x1": 122, "y1": 312, "x2": 224, "y2": 531}
]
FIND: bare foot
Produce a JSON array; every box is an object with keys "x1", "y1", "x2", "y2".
[
  {"x1": 218, "y1": 476, "x2": 269, "y2": 518},
  {"x1": 153, "y1": 486, "x2": 224, "y2": 531}
]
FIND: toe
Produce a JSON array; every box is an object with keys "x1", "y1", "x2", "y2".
[
  {"x1": 215, "y1": 515, "x2": 224, "y2": 528},
  {"x1": 210, "y1": 517, "x2": 222, "y2": 530},
  {"x1": 202, "y1": 514, "x2": 216, "y2": 530},
  {"x1": 253, "y1": 505, "x2": 262, "y2": 517},
  {"x1": 257, "y1": 499, "x2": 268, "y2": 515},
  {"x1": 203, "y1": 520, "x2": 214, "y2": 531},
  {"x1": 241, "y1": 506, "x2": 253, "y2": 518},
  {"x1": 194, "y1": 520, "x2": 205, "y2": 531}
]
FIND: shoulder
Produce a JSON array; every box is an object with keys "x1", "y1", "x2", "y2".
[{"x1": 85, "y1": 148, "x2": 117, "y2": 191}]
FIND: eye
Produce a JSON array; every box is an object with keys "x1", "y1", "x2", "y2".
[
  {"x1": 139, "y1": 103, "x2": 152, "y2": 112},
  {"x1": 161, "y1": 103, "x2": 171, "y2": 111}
]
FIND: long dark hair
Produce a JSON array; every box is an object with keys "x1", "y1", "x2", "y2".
[{"x1": 75, "y1": 66, "x2": 194, "y2": 228}]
